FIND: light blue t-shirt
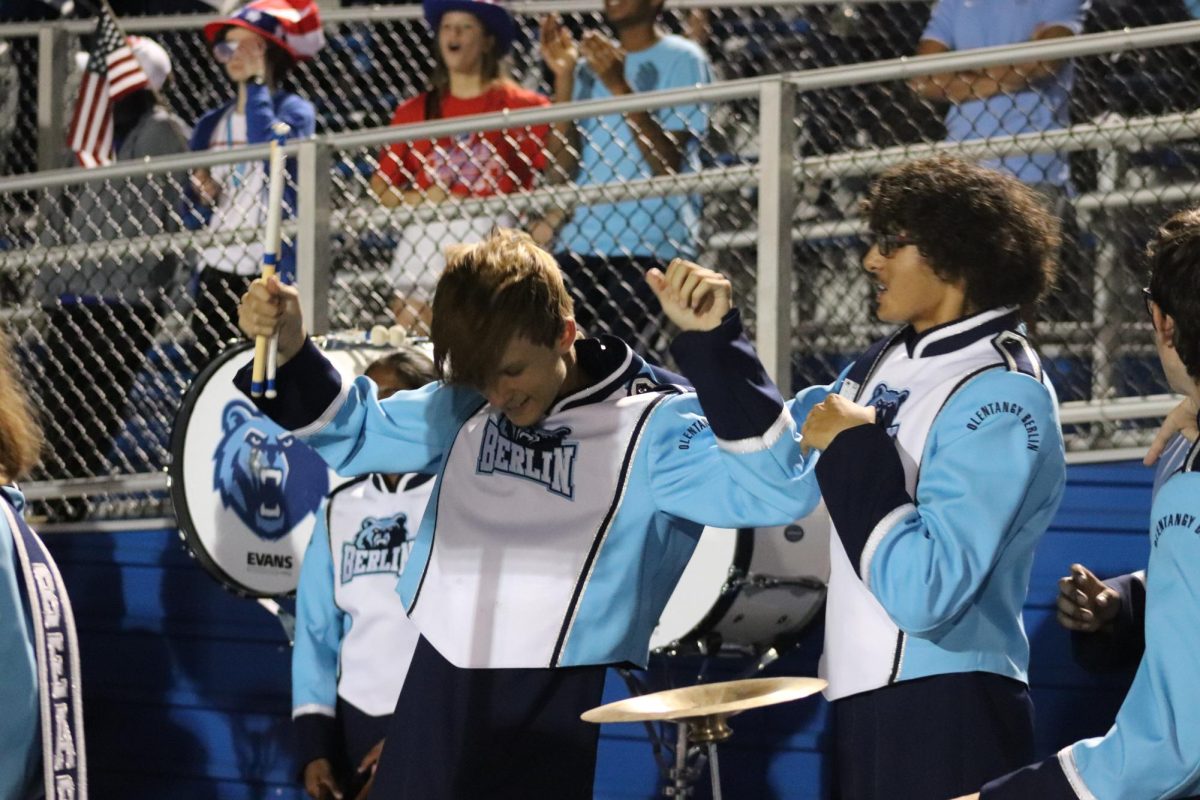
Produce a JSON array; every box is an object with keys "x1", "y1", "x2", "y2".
[
  {"x1": 559, "y1": 34, "x2": 712, "y2": 260},
  {"x1": 922, "y1": 0, "x2": 1090, "y2": 187}
]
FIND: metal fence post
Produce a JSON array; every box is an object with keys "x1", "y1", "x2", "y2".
[
  {"x1": 37, "y1": 25, "x2": 68, "y2": 172},
  {"x1": 297, "y1": 139, "x2": 332, "y2": 336},
  {"x1": 756, "y1": 78, "x2": 796, "y2": 394}
]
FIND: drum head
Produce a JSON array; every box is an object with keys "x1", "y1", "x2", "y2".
[
  {"x1": 169, "y1": 340, "x2": 395, "y2": 598},
  {"x1": 650, "y1": 527, "x2": 740, "y2": 651}
]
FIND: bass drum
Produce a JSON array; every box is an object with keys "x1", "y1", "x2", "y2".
[
  {"x1": 650, "y1": 503, "x2": 831, "y2": 655},
  {"x1": 169, "y1": 335, "x2": 422, "y2": 597}
]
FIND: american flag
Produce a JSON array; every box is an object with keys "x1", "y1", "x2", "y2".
[{"x1": 66, "y1": 6, "x2": 149, "y2": 168}]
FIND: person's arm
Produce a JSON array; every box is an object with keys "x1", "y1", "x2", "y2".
[
  {"x1": 243, "y1": 85, "x2": 315, "y2": 142},
  {"x1": 911, "y1": 6, "x2": 1082, "y2": 104},
  {"x1": 370, "y1": 97, "x2": 448, "y2": 209},
  {"x1": 980, "y1": 473, "x2": 1200, "y2": 799},
  {"x1": 1059, "y1": 566, "x2": 1147, "y2": 672},
  {"x1": 234, "y1": 277, "x2": 471, "y2": 476},
  {"x1": 370, "y1": 171, "x2": 446, "y2": 209},
  {"x1": 980, "y1": 24, "x2": 1077, "y2": 94},
  {"x1": 540, "y1": 14, "x2": 582, "y2": 184},
  {"x1": 578, "y1": 33, "x2": 704, "y2": 176},
  {"x1": 182, "y1": 109, "x2": 221, "y2": 226},
  {"x1": 646, "y1": 261, "x2": 820, "y2": 525},
  {"x1": 908, "y1": 38, "x2": 999, "y2": 104},
  {"x1": 291, "y1": 504, "x2": 344, "y2": 799},
  {"x1": 809, "y1": 370, "x2": 1064, "y2": 635}
]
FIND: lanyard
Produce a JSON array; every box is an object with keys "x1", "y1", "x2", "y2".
[
  {"x1": 224, "y1": 111, "x2": 249, "y2": 190},
  {"x1": 3, "y1": 497, "x2": 88, "y2": 800}
]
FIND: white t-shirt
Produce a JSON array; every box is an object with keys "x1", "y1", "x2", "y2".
[{"x1": 201, "y1": 110, "x2": 271, "y2": 275}]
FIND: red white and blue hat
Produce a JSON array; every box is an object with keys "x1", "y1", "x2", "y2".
[
  {"x1": 204, "y1": 0, "x2": 326, "y2": 62},
  {"x1": 423, "y1": 0, "x2": 515, "y2": 55}
]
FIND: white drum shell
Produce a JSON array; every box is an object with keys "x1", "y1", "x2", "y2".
[{"x1": 650, "y1": 503, "x2": 831, "y2": 654}]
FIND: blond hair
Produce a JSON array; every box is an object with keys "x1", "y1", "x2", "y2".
[
  {"x1": 430, "y1": 228, "x2": 573, "y2": 389},
  {"x1": 0, "y1": 327, "x2": 43, "y2": 482}
]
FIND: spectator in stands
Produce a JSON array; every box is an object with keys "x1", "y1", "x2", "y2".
[
  {"x1": 538, "y1": 1, "x2": 712, "y2": 352},
  {"x1": 183, "y1": 0, "x2": 324, "y2": 365},
  {"x1": 955, "y1": 207, "x2": 1200, "y2": 800},
  {"x1": 36, "y1": 36, "x2": 189, "y2": 513},
  {"x1": 293, "y1": 347, "x2": 436, "y2": 800},
  {"x1": 369, "y1": 0, "x2": 550, "y2": 333},
  {"x1": 909, "y1": 0, "x2": 1089, "y2": 192},
  {"x1": 910, "y1": 0, "x2": 1090, "y2": 319}
]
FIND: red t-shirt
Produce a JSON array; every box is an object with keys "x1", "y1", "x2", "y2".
[{"x1": 377, "y1": 82, "x2": 551, "y2": 197}]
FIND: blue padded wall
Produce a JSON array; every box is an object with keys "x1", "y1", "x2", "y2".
[{"x1": 43, "y1": 459, "x2": 1153, "y2": 799}]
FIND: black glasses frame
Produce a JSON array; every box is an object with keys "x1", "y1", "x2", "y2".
[
  {"x1": 1142, "y1": 287, "x2": 1155, "y2": 321},
  {"x1": 874, "y1": 233, "x2": 916, "y2": 258}
]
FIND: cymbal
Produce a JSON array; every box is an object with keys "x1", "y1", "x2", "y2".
[{"x1": 581, "y1": 676, "x2": 827, "y2": 724}]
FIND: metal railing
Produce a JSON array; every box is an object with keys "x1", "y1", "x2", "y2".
[{"x1": 3, "y1": 18, "x2": 1200, "y2": 521}]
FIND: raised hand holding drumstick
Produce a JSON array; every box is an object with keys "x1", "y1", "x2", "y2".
[{"x1": 238, "y1": 275, "x2": 305, "y2": 366}]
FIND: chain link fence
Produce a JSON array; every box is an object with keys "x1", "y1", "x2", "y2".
[{"x1": 2, "y1": 6, "x2": 1200, "y2": 523}]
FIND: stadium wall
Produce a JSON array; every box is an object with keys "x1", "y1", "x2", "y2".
[{"x1": 42, "y1": 458, "x2": 1149, "y2": 799}]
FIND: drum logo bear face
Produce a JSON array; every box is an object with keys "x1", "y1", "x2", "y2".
[{"x1": 213, "y1": 400, "x2": 329, "y2": 540}]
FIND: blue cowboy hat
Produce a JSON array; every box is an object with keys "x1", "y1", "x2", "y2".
[{"x1": 422, "y1": 0, "x2": 516, "y2": 55}]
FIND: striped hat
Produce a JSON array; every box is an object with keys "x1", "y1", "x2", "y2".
[
  {"x1": 204, "y1": 0, "x2": 325, "y2": 62},
  {"x1": 423, "y1": 0, "x2": 515, "y2": 55}
]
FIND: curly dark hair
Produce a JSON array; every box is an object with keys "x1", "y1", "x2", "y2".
[
  {"x1": 1146, "y1": 207, "x2": 1200, "y2": 379},
  {"x1": 861, "y1": 156, "x2": 1061, "y2": 317}
]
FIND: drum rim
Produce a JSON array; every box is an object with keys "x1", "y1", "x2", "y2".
[
  {"x1": 652, "y1": 527, "x2": 755, "y2": 652},
  {"x1": 168, "y1": 339, "x2": 282, "y2": 599}
]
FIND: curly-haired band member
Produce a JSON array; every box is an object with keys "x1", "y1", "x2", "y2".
[{"x1": 739, "y1": 155, "x2": 1066, "y2": 800}]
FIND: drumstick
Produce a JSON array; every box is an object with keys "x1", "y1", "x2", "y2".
[{"x1": 251, "y1": 123, "x2": 290, "y2": 398}]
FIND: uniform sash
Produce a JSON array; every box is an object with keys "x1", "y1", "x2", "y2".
[{"x1": 1, "y1": 497, "x2": 87, "y2": 800}]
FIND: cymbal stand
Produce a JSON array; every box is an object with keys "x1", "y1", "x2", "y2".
[
  {"x1": 669, "y1": 722, "x2": 693, "y2": 798},
  {"x1": 669, "y1": 714, "x2": 731, "y2": 799}
]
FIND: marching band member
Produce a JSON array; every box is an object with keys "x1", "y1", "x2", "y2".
[
  {"x1": 956, "y1": 208, "x2": 1200, "y2": 800},
  {"x1": 236, "y1": 229, "x2": 816, "y2": 798},
  {"x1": 292, "y1": 348, "x2": 437, "y2": 800},
  {"x1": 0, "y1": 326, "x2": 87, "y2": 800},
  {"x1": 786, "y1": 156, "x2": 1066, "y2": 799},
  {"x1": 185, "y1": 0, "x2": 324, "y2": 364}
]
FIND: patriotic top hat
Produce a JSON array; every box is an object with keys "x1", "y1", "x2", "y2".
[
  {"x1": 204, "y1": 0, "x2": 326, "y2": 62},
  {"x1": 423, "y1": 0, "x2": 515, "y2": 55}
]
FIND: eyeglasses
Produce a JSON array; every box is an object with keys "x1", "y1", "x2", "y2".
[
  {"x1": 1142, "y1": 286, "x2": 1156, "y2": 321},
  {"x1": 873, "y1": 232, "x2": 916, "y2": 258},
  {"x1": 213, "y1": 40, "x2": 242, "y2": 64}
]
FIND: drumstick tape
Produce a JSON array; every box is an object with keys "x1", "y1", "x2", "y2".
[{"x1": 251, "y1": 123, "x2": 290, "y2": 398}]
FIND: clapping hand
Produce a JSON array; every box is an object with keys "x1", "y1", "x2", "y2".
[
  {"x1": 579, "y1": 31, "x2": 629, "y2": 94},
  {"x1": 540, "y1": 15, "x2": 579, "y2": 81}
]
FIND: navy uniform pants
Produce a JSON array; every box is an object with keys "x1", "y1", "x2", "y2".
[
  {"x1": 370, "y1": 636, "x2": 607, "y2": 799},
  {"x1": 833, "y1": 672, "x2": 1035, "y2": 800}
]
